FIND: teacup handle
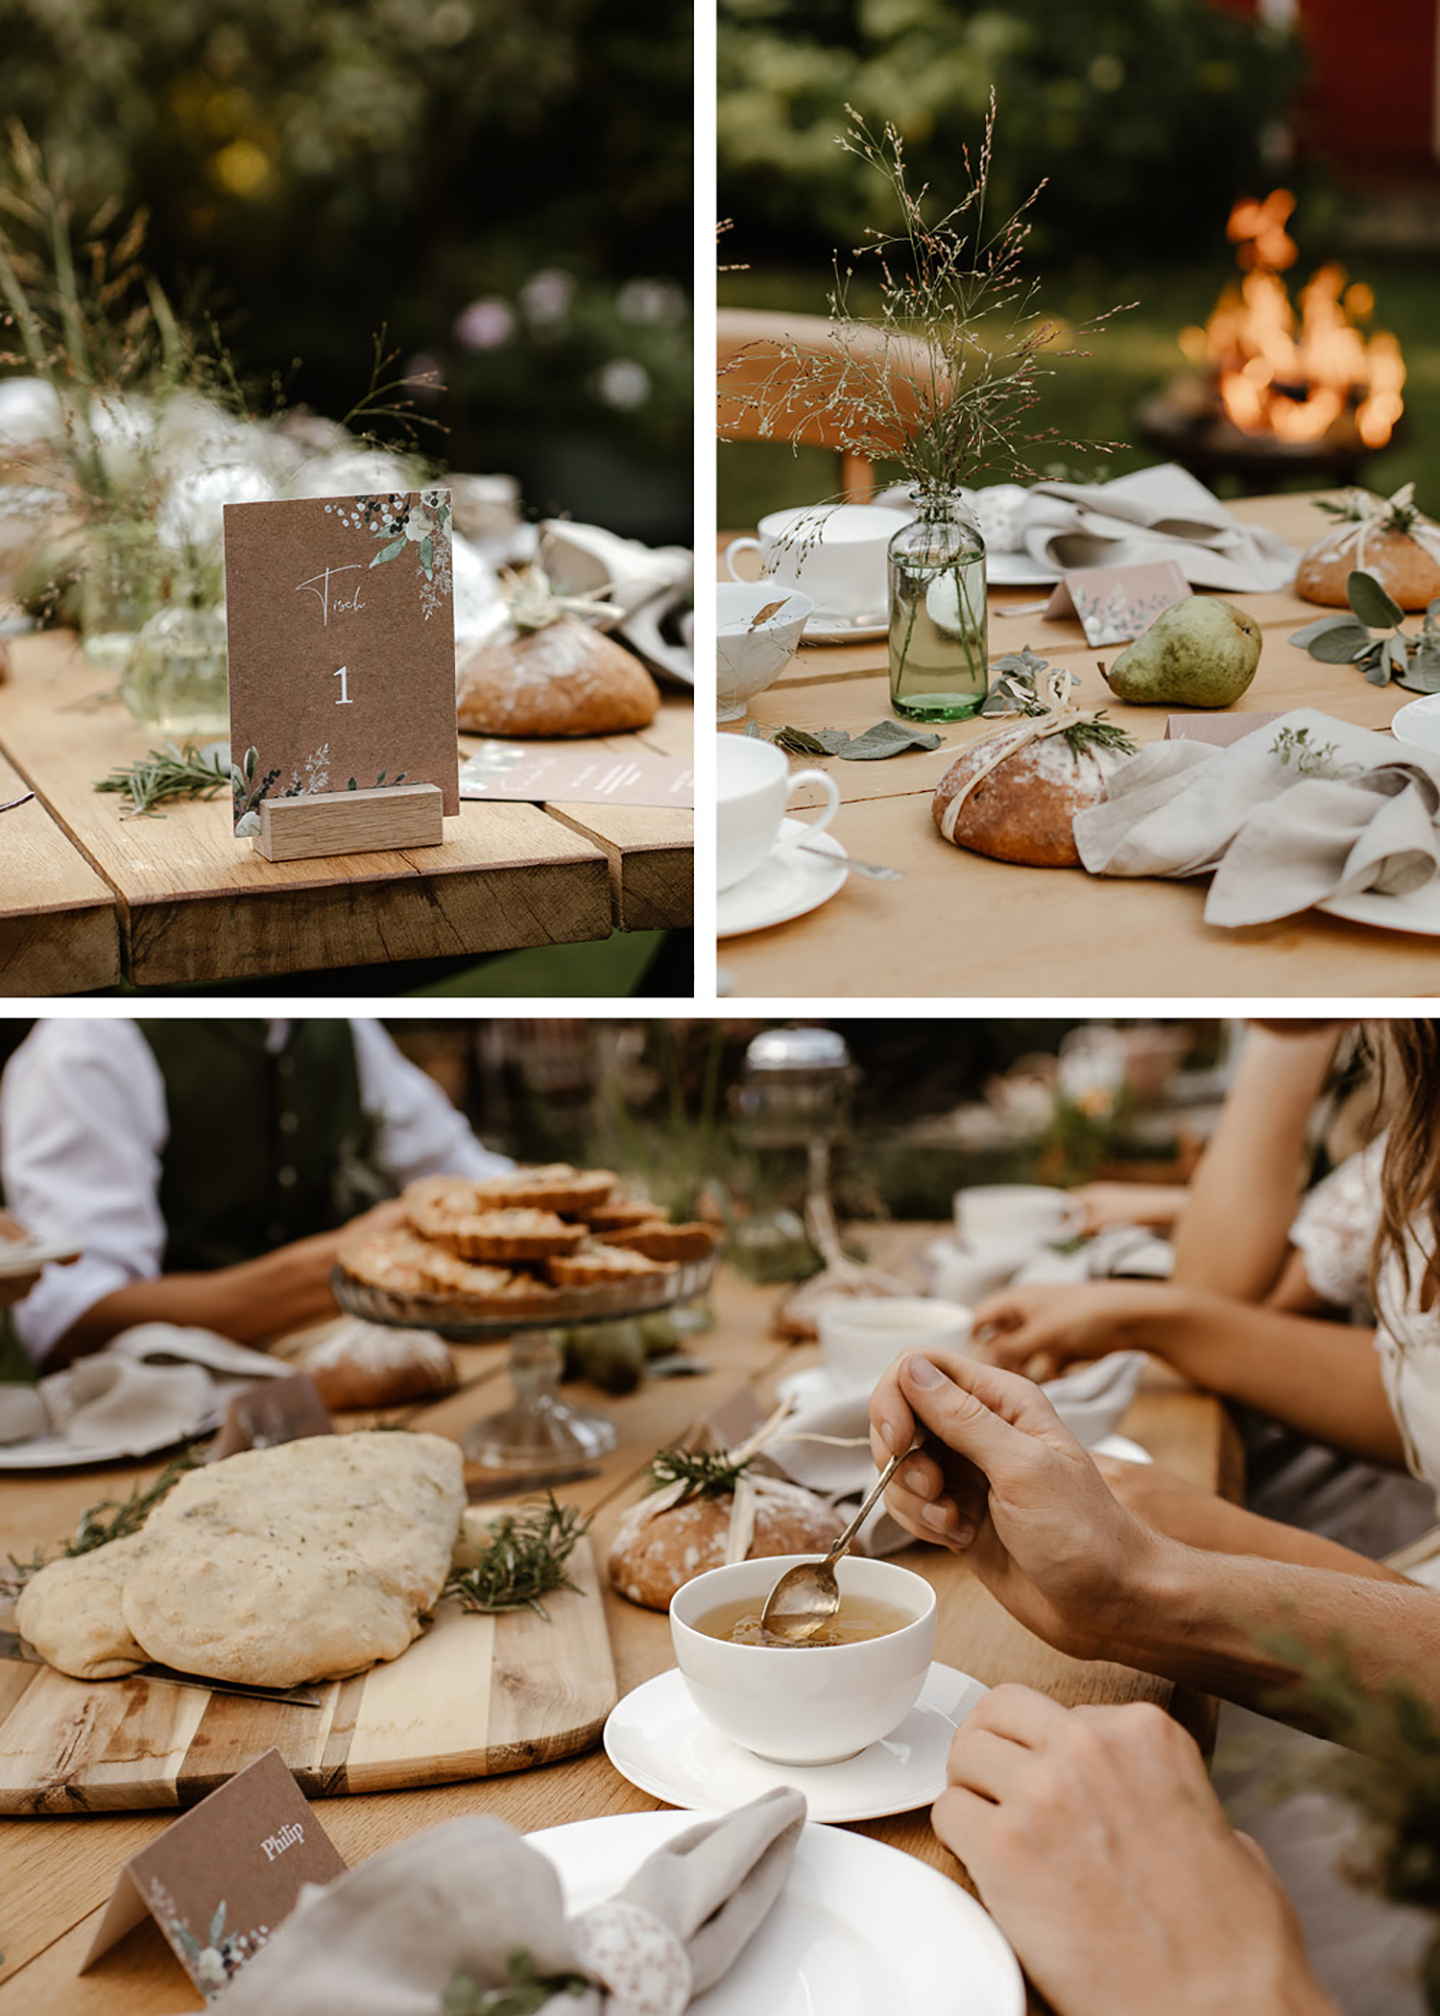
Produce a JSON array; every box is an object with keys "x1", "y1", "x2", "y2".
[
  {"x1": 785, "y1": 766, "x2": 841, "y2": 840},
  {"x1": 724, "y1": 535, "x2": 764, "y2": 583}
]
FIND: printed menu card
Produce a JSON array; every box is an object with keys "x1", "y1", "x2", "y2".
[{"x1": 223, "y1": 491, "x2": 461, "y2": 837}]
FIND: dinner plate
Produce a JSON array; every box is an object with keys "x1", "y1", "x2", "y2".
[
  {"x1": 604, "y1": 1662, "x2": 985, "y2": 1824},
  {"x1": 0, "y1": 1413, "x2": 221, "y2": 1470},
  {"x1": 801, "y1": 611, "x2": 889, "y2": 646},
  {"x1": 717, "y1": 819, "x2": 849, "y2": 937},
  {"x1": 528, "y1": 1808, "x2": 1024, "y2": 2016}
]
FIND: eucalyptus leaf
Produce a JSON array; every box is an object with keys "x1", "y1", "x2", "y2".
[
  {"x1": 1348, "y1": 568, "x2": 1404, "y2": 631},
  {"x1": 369, "y1": 536, "x2": 406, "y2": 568},
  {"x1": 1384, "y1": 635, "x2": 1410, "y2": 681},
  {"x1": 772, "y1": 724, "x2": 844, "y2": 756},
  {"x1": 839, "y1": 718, "x2": 943, "y2": 759},
  {"x1": 1361, "y1": 645, "x2": 1392, "y2": 687},
  {"x1": 1396, "y1": 643, "x2": 1440, "y2": 695},
  {"x1": 1295, "y1": 617, "x2": 1374, "y2": 664},
  {"x1": 1289, "y1": 614, "x2": 1366, "y2": 650}
]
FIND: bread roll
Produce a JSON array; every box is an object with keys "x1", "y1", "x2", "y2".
[
  {"x1": 608, "y1": 1490, "x2": 849, "y2": 1610},
  {"x1": 288, "y1": 1321, "x2": 456, "y2": 1410},
  {"x1": 932, "y1": 726, "x2": 1130, "y2": 868},
  {"x1": 456, "y1": 620, "x2": 659, "y2": 737},
  {"x1": 1297, "y1": 526, "x2": 1440, "y2": 612}
]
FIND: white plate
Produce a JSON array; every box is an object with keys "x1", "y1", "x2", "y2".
[
  {"x1": 605, "y1": 1662, "x2": 985, "y2": 1824},
  {"x1": 1320, "y1": 880, "x2": 1440, "y2": 936},
  {"x1": 775, "y1": 1363, "x2": 865, "y2": 1410},
  {"x1": 0, "y1": 1237, "x2": 82, "y2": 1279},
  {"x1": 1389, "y1": 691, "x2": 1440, "y2": 753},
  {"x1": 985, "y1": 552, "x2": 1061, "y2": 587},
  {"x1": 717, "y1": 819, "x2": 848, "y2": 937},
  {"x1": 801, "y1": 611, "x2": 889, "y2": 646},
  {"x1": 0, "y1": 1413, "x2": 221, "y2": 1470},
  {"x1": 529, "y1": 1808, "x2": 1023, "y2": 2016}
]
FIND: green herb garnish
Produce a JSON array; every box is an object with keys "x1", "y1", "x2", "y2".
[
  {"x1": 445, "y1": 1495, "x2": 590, "y2": 1621},
  {"x1": 1058, "y1": 713, "x2": 1136, "y2": 760},
  {"x1": 645, "y1": 1445, "x2": 753, "y2": 1503},
  {"x1": 2, "y1": 1445, "x2": 204, "y2": 1595},
  {"x1": 442, "y1": 1952, "x2": 591, "y2": 2016},
  {"x1": 94, "y1": 742, "x2": 232, "y2": 818}
]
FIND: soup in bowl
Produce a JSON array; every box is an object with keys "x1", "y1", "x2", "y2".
[{"x1": 670, "y1": 1553, "x2": 936, "y2": 1765}]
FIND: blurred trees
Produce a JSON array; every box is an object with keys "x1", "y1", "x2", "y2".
[
  {"x1": 0, "y1": 0, "x2": 693, "y2": 534},
  {"x1": 719, "y1": 0, "x2": 1306, "y2": 267}
]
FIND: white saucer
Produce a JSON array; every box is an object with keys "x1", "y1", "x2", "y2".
[
  {"x1": 776, "y1": 1363, "x2": 865, "y2": 1409},
  {"x1": 717, "y1": 818, "x2": 848, "y2": 937},
  {"x1": 802, "y1": 612, "x2": 888, "y2": 645},
  {"x1": 604, "y1": 1660, "x2": 985, "y2": 1823}
]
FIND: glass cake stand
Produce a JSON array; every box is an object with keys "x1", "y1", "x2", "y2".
[{"x1": 332, "y1": 1253, "x2": 718, "y2": 1469}]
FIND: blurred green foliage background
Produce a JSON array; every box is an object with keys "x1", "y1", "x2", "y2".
[
  {"x1": 718, "y1": 0, "x2": 1440, "y2": 527},
  {"x1": 0, "y1": 0, "x2": 694, "y2": 541}
]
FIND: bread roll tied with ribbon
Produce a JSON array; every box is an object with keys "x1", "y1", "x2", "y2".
[
  {"x1": 456, "y1": 564, "x2": 660, "y2": 737},
  {"x1": 1296, "y1": 485, "x2": 1440, "y2": 612},
  {"x1": 932, "y1": 664, "x2": 1137, "y2": 868},
  {"x1": 609, "y1": 1404, "x2": 855, "y2": 1611}
]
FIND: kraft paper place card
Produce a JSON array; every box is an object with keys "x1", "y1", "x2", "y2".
[
  {"x1": 1044, "y1": 559, "x2": 1191, "y2": 647},
  {"x1": 1164, "y1": 710, "x2": 1281, "y2": 747},
  {"x1": 224, "y1": 491, "x2": 461, "y2": 837},
  {"x1": 83, "y1": 1748, "x2": 345, "y2": 1996},
  {"x1": 458, "y1": 740, "x2": 695, "y2": 808}
]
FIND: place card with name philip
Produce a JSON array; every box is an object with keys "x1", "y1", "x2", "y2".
[
  {"x1": 223, "y1": 491, "x2": 460, "y2": 856},
  {"x1": 83, "y1": 1748, "x2": 346, "y2": 1996}
]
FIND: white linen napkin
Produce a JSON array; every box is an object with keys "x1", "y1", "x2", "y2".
[
  {"x1": 207, "y1": 1790, "x2": 805, "y2": 2016},
  {"x1": 1015, "y1": 464, "x2": 1298, "y2": 593},
  {"x1": 31, "y1": 1325, "x2": 286, "y2": 1454},
  {"x1": 1073, "y1": 707, "x2": 1440, "y2": 927}
]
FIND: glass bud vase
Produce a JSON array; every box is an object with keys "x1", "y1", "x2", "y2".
[
  {"x1": 120, "y1": 603, "x2": 230, "y2": 740},
  {"x1": 887, "y1": 495, "x2": 988, "y2": 720}
]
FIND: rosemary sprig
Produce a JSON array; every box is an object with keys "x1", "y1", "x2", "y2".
[
  {"x1": 645, "y1": 1446, "x2": 754, "y2": 1503},
  {"x1": 445, "y1": 1495, "x2": 590, "y2": 1622},
  {"x1": 1, "y1": 1445, "x2": 204, "y2": 1596},
  {"x1": 1058, "y1": 714, "x2": 1137, "y2": 760},
  {"x1": 442, "y1": 1952, "x2": 591, "y2": 2016},
  {"x1": 94, "y1": 741, "x2": 231, "y2": 818}
]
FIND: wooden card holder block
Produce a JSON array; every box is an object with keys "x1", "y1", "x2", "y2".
[{"x1": 255, "y1": 783, "x2": 444, "y2": 863}]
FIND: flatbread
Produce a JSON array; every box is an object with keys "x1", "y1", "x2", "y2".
[
  {"x1": 15, "y1": 1533, "x2": 151, "y2": 1679},
  {"x1": 119, "y1": 1432, "x2": 465, "y2": 1687}
]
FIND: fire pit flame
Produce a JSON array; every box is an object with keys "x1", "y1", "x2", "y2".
[{"x1": 1179, "y1": 191, "x2": 1406, "y2": 453}]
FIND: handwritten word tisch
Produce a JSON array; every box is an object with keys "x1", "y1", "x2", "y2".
[{"x1": 295, "y1": 566, "x2": 365, "y2": 626}]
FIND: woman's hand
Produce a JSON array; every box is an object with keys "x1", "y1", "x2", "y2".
[
  {"x1": 970, "y1": 1279, "x2": 1181, "y2": 1382},
  {"x1": 0, "y1": 1209, "x2": 40, "y2": 1309},
  {"x1": 868, "y1": 1351, "x2": 1174, "y2": 1662},
  {"x1": 1070, "y1": 1181, "x2": 1188, "y2": 1235},
  {"x1": 935, "y1": 1684, "x2": 1335, "y2": 2016}
]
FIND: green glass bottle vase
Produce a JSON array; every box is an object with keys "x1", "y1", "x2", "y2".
[{"x1": 887, "y1": 494, "x2": 988, "y2": 721}]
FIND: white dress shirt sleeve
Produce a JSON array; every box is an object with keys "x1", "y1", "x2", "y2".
[
  {"x1": 1, "y1": 1021, "x2": 170, "y2": 1364},
  {"x1": 350, "y1": 1021, "x2": 513, "y2": 1184}
]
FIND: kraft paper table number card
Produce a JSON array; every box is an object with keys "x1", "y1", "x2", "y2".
[
  {"x1": 223, "y1": 490, "x2": 461, "y2": 840},
  {"x1": 83, "y1": 1748, "x2": 345, "y2": 1996}
]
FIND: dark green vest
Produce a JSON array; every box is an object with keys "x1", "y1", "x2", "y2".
[{"x1": 136, "y1": 1022, "x2": 372, "y2": 1271}]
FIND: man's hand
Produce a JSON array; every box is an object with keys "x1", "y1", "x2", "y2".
[
  {"x1": 868, "y1": 1351, "x2": 1174, "y2": 1662},
  {"x1": 935, "y1": 1685, "x2": 1336, "y2": 2016}
]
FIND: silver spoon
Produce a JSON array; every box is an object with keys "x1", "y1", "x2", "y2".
[
  {"x1": 791, "y1": 842, "x2": 904, "y2": 881},
  {"x1": 759, "y1": 1444, "x2": 912, "y2": 1643}
]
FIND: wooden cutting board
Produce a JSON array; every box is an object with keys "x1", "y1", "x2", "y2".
[{"x1": 0, "y1": 1538, "x2": 616, "y2": 1815}]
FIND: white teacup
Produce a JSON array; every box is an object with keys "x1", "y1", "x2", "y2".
[
  {"x1": 954, "y1": 1184, "x2": 1084, "y2": 1252},
  {"x1": 817, "y1": 1296, "x2": 971, "y2": 1390},
  {"x1": 717, "y1": 733, "x2": 840, "y2": 892},
  {"x1": 923, "y1": 1239, "x2": 1021, "y2": 1305},
  {"x1": 722, "y1": 503, "x2": 908, "y2": 619},
  {"x1": 671, "y1": 1553, "x2": 937, "y2": 1764}
]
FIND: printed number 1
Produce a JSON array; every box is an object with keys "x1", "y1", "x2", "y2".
[{"x1": 333, "y1": 665, "x2": 353, "y2": 706}]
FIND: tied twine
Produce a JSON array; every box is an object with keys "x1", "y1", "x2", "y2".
[
  {"x1": 639, "y1": 1399, "x2": 871, "y2": 1567},
  {"x1": 1320, "y1": 484, "x2": 1440, "y2": 571},
  {"x1": 939, "y1": 665, "x2": 1105, "y2": 843}
]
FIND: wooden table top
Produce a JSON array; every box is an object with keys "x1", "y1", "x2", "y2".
[
  {"x1": 717, "y1": 491, "x2": 1440, "y2": 998},
  {"x1": 0, "y1": 629, "x2": 692, "y2": 995},
  {"x1": 0, "y1": 1225, "x2": 1238, "y2": 2015}
]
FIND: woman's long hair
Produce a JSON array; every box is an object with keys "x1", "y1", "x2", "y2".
[{"x1": 1373, "y1": 1020, "x2": 1440, "y2": 1314}]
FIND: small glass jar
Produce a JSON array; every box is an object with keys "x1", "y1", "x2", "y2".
[
  {"x1": 887, "y1": 493, "x2": 988, "y2": 720},
  {"x1": 120, "y1": 603, "x2": 229, "y2": 739}
]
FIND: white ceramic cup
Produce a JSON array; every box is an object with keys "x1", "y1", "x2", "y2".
[
  {"x1": 722, "y1": 503, "x2": 909, "y2": 619},
  {"x1": 924, "y1": 1239, "x2": 1023, "y2": 1305},
  {"x1": 954, "y1": 1184, "x2": 1085, "y2": 1251},
  {"x1": 670, "y1": 1553, "x2": 937, "y2": 1764},
  {"x1": 716, "y1": 582, "x2": 814, "y2": 721},
  {"x1": 817, "y1": 1296, "x2": 972, "y2": 1390},
  {"x1": 717, "y1": 733, "x2": 840, "y2": 892}
]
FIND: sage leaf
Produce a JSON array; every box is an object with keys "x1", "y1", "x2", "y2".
[
  {"x1": 839, "y1": 718, "x2": 944, "y2": 760},
  {"x1": 1347, "y1": 568, "x2": 1404, "y2": 631},
  {"x1": 772, "y1": 724, "x2": 842, "y2": 756},
  {"x1": 1397, "y1": 643, "x2": 1440, "y2": 695},
  {"x1": 1291, "y1": 616, "x2": 1373, "y2": 662},
  {"x1": 1289, "y1": 614, "x2": 1364, "y2": 649},
  {"x1": 1384, "y1": 635, "x2": 1410, "y2": 682}
]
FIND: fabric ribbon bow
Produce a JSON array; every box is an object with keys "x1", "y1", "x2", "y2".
[{"x1": 938, "y1": 665, "x2": 1113, "y2": 842}]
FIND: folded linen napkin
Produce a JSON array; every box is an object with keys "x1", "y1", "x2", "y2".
[
  {"x1": 208, "y1": 1790, "x2": 805, "y2": 2016},
  {"x1": 1073, "y1": 707, "x2": 1440, "y2": 927},
  {"x1": 1015, "y1": 464, "x2": 1298, "y2": 594},
  {"x1": 30, "y1": 1325, "x2": 286, "y2": 1454}
]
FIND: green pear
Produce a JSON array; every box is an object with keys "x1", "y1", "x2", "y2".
[{"x1": 1101, "y1": 597, "x2": 1262, "y2": 707}]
